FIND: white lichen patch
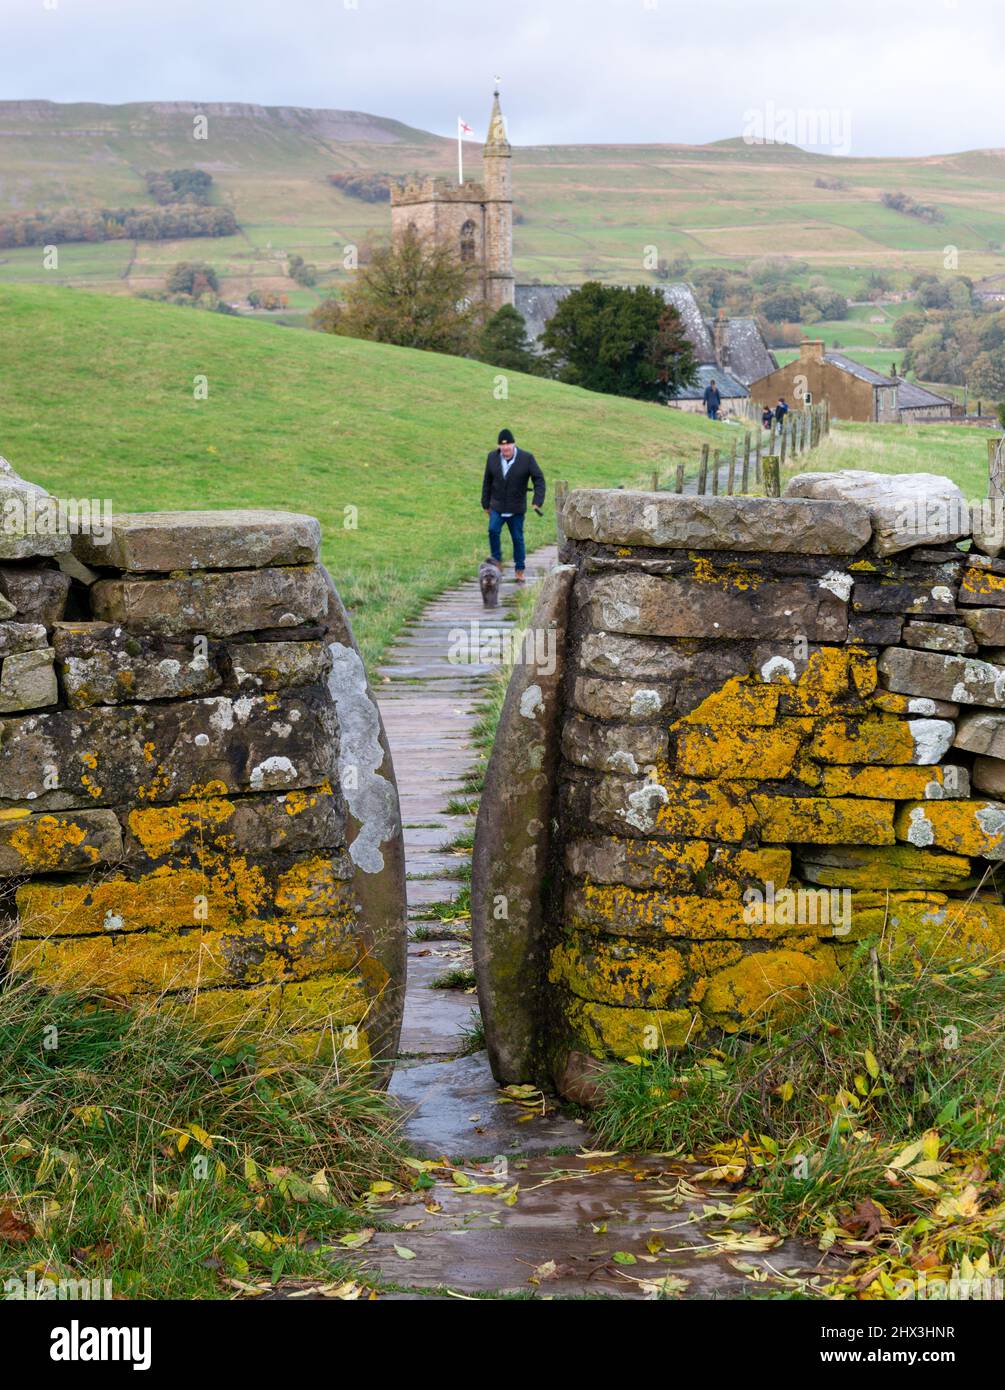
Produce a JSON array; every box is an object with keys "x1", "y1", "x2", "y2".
[
  {"x1": 904, "y1": 805, "x2": 935, "y2": 847},
  {"x1": 250, "y1": 755, "x2": 297, "y2": 789},
  {"x1": 608, "y1": 750, "x2": 639, "y2": 774},
  {"x1": 624, "y1": 780, "x2": 669, "y2": 831},
  {"x1": 760, "y1": 655, "x2": 797, "y2": 683},
  {"x1": 818, "y1": 570, "x2": 853, "y2": 601},
  {"x1": 630, "y1": 689, "x2": 663, "y2": 718},
  {"x1": 520, "y1": 684, "x2": 544, "y2": 720},
  {"x1": 908, "y1": 718, "x2": 954, "y2": 764}
]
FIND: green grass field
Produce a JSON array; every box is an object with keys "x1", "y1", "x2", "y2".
[{"x1": 0, "y1": 282, "x2": 729, "y2": 665}]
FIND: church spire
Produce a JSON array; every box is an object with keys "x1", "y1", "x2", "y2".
[{"x1": 484, "y1": 89, "x2": 510, "y2": 155}]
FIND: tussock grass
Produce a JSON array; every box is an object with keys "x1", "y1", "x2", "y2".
[
  {"x1": 594, "y1": 942, "x2": 1005, "y2": 1242},
  {"x1": 0, "y1": 974, "x2": 403, "y2": 1298}
]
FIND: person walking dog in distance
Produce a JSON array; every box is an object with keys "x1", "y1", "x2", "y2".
[
  {"x1": 703, "y1": 377, "x2": 722, "y2": 421},
  {"x1": 482, "y1": 429, "x2": 545, "y2": 585}
]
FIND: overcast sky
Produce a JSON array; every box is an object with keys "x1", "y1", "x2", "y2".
[{"x1": 4, "y1": 0, "x2": 1002, "y2": 157}]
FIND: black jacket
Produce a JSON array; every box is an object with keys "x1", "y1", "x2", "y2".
[{"x1": 481, "y1": 448, "x2": 545, "y2": 515}]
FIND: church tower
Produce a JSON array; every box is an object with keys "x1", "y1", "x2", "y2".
[{"x1": 482, "y1": 90, "x2": 515, "y2": 312}]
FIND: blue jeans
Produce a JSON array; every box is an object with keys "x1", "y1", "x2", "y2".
[{"x1": 488, "y1": 510, "x2": 526, "y2": 570}]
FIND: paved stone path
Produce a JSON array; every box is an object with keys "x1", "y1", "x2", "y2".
[{"x1": 350, "y1": 547, "x2": 837, "y2": 1300}]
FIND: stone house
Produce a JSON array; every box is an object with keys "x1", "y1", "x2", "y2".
[
  {"x1": 749, "y1": 340, "x2": 899, "y2": 423},
  {"x1": 895, "y1": 377, "x2": 953, "y2": 423}
]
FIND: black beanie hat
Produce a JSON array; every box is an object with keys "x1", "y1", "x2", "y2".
[{"x1": 498, "y1": 428, "x2": 515, "y2": 445}]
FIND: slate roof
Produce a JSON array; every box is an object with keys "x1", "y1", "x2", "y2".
[
  {"x1": 896, "y1": 378, "x2": 953, "y2": 411},
  {"x1": 670, "y1": 364, "x2": 749, "y2": 401},
  {"x1": 716, "y1": 317, "x2": 778, "y2": 386},
  {"x1": 660, "y1": 284, "x2": 716, "y2": 362},
  {"x1": 823, "y1": 353, "x2": 897, "y2": 387}
]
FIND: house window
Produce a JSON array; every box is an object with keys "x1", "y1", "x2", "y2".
[{"x1": 460, "y1": 219, "x2": 477, "y2": 263}]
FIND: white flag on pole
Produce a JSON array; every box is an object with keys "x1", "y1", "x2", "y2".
[{"x1": 458, "y1": 117, "x2": 473, "y2": 184}]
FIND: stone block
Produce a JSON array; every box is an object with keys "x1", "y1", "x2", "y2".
[
  {"x1": 71, "y1": 510, "x2": 322, "y2": 572},
  {"x1": 564, "y1": 835, "x2": 790, "y2": 895},
  {"x1": 0, "y1": 622, "x2": 49, "y2": 656},
  {"x1": 895, "y1": 800, "x2": 1005, "y2": 858},
  {"x1": 752, "y1": 794, "x2": 895, "y2": 845},
  {"x1": 570, "y1": 676, "x2": 676, "y2": 722},
  {"x1": 91, "y1": 565, "x2": 328, "y2": 637},
  {"x1": 0, "y1": 808, "x2": 122, "y2": 876},
  {"x1": 959, "y1": 567, "x2": 1005, "y2": 608},
  {"x1": 122, "y1": 787, "x2": 347, "y2": 865},
  {"x1": 796, "y1": 843, "x2": 972, "y2": 891},
  {"x1": 579, "y1": 571, "x2": 847, "y2": 642},
  {"x1": 558, "y1": 489, "x2": 872, "y2": 553},
  {"x1": 229, "y1": 640, "x2": 330, "y2": 692},
  {"x1": 902, "y1": 621, "x2": 976, "y2": 655},
  {"x1": 818, "y1": 764, "x2": 969, "y2": 800},
  {"x1": 959, "y1": 607, "x2": 1005, "y2": 645},
  {"x1": 783, "y1": 470, "x2": 969, "y2": 556},
  {"x1": 972, "y1": 755, "x2": 1005, "y2": 797},
  {"x1": 811, "y1": 714, "x2": 954, "y2": 765},
  {"x1": 575, "y1": 632, "x2": 748, "y2": 684},
  {"x1": 0, "y1": 647, "x2": 57, "y2": 713},
  {"x1": 879, "y1": 646, "x2": 1005, "y2": 707},
  {"x1": 561, "y1": 714, "x2": 667, "y2": 773},
  {"x1": 53, "y1": 623, "x2": 223, "y2": 706},
  {"x1": 0, "y1": 691, "x2": 336, "y2": 810},
  {"x1": 0, "y1": 566, "x2": 72, "y2": 625},
  {"x1": 954, "y1": 709, "x2": 1005, "y2": 759}
]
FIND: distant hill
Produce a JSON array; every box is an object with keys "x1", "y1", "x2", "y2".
[{"x1": 0, "y1": 99, "x2": 1003, "y2": 321}]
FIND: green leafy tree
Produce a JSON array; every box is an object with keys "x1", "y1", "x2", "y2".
[
  {"x1": 970, "y1": 350, "x2": 1005, "y2": 400},
  {"x1": 541, "y1": 282, "x2": 697, "y2": 401},
  {"x1": 477, "y1": 305, "x2": 539, "y2": 373},
  {"x1": 165, "y1": 261, "x2": 219, "y2": 297},
  {"x1": 317, "y1": 227, "x2": 477, "y2": 355}
]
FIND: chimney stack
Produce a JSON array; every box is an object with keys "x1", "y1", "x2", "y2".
[{"x1": 800, "y1": 339, "x2": 825, "y2": 364}]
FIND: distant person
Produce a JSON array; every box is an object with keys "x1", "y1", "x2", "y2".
[
  {"x1": 775, "y1": 397, "x2": 790, "y2": 425},
  {"x1": 761, "y1": 404, "x2": 773, "y2": 430},
  {"x1": 481, "y1": 429, "x2": 545, "y2": 585},
  {"x1": 703, "y1": 378, "x2": 722, "y2": 420}
]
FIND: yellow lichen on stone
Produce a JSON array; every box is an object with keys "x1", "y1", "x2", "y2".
[
  {"x1": 894, "y1": 800, "x2": 1005, "y2": 857},
  {"x1": 701, "y1": 945, "x2": 842, "y2": 1031},
  {"x1": 561, "y1": 992, "x2": 702, "y2": 1058},
  {"x1": 753, "y1": 794, "x2": 895, "y2": 845},
  {"x1": 8, "y1": 816, "x2": 94, "y2": 871},
  {"x1": 127, "y1": 798, "x2": 238, "y2": 858},
  {"x1": 819, "y1": 765, "x2": 958, "y2": 800},
  {"x1": 811, "y1": 716, "x2": 920, "y2": 766},
  {"x1": 676, "y1": 722, "x2": 804, "y2": 779},
  {"x1": 549, "y1": 932, "x2": 686, "y2": 1008},
  {"x1": 673, "y1": 677, "x2": 778, "y2": 729}
]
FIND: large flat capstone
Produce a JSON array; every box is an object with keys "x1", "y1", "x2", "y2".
[
  {"x1": 783, "y1": 470, "x2": 968, "y2": 556},
  {"x1": 71, "y1": 510, "x2": 322, "y2": 572},
  {"x1": 558, "y1": 490, "x2": 871, "y2": 554}
]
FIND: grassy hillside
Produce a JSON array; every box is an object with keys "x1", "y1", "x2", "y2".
[
  {"x1": 1, "y1": 101, "x2": 1003, "y2": 337},
  {"x1": 0, "y1": 283, "x2": 723, "y2": 664}
]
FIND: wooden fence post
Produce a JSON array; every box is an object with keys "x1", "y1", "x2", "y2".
[
  {"x1": 727, "y1": 448, "x2": 736, "y2": 495},
  {"x1": 741, "y1": 434, "x2": 750, "y2": 494},
  {"x1": 651, "y1": 470, "x2": 660, "y2": 493},
  {"x1": 762, "y1": 455, "x2": 781, "y2": 498},
  {"x1": 711, "y1": 451, "x2": 720, "y2": 496},
  {"x1": 675, "y1": 461, "x2": 685, "y2": 494},
  {"x1": 755, "y1": 428, "x2": 762, "y2": 483},
  {"x1": 698, "y1": 444, "x2": 709, "y2": 495}
]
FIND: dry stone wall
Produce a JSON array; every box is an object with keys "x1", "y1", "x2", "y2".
[
  {"x1": 473, "y1": 479, "x2": 1005, "y2": 1101},
  {"x1": 0, "y1": 460, "x2": 405, "y2": 1066}
]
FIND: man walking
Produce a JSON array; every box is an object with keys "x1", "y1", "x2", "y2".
[
  {"x1": 481, "y1": 428, "x2": 545, "y2": 584},
  {"x1": 703, "y1": 377, "x2": 722, "y2": 420}
]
